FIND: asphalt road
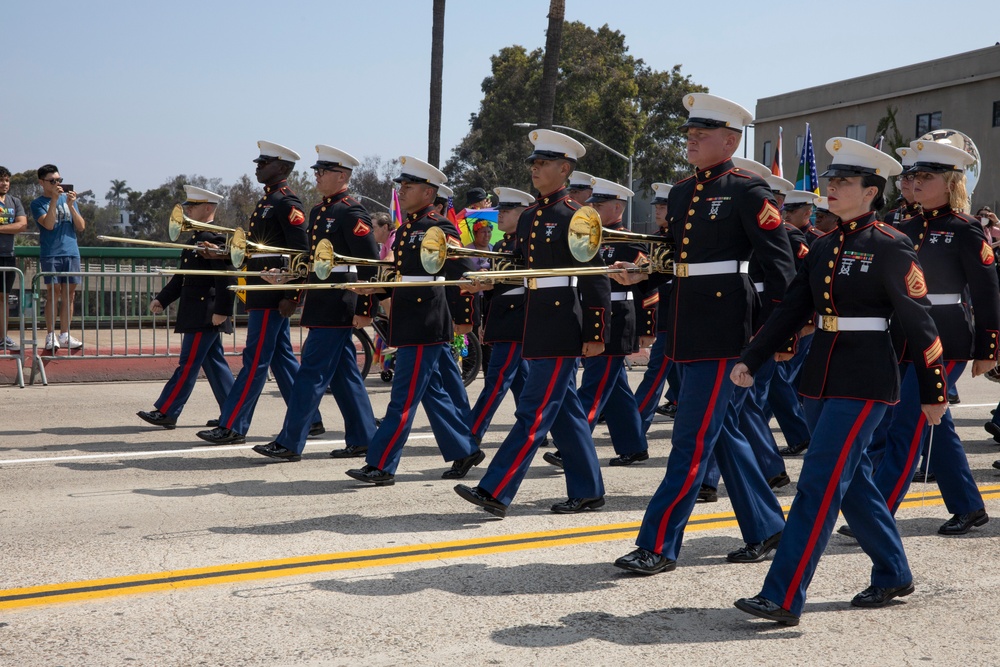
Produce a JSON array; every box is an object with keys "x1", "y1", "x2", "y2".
[{"x1": 1, "y1": 368, "x2": 999, "y2": 666}]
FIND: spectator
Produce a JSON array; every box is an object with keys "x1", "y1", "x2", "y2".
[
  {"x1": 464, "y1": 187, "x2": 492, "y2": 211},
  {"x1": 0, "y1": 166, "x2": 28, "y2": 351},
  {"x1": 31, "y1": 164, "x2": 85, "y2": 350},
  {"x1": 464, "y1": 220, "x2": 493, "y2": 271},
  {"x1": 371, "y1": 211, "x2": 396, "y2": 261},
  {"x1": 977, "y1": 206, "x2": 1000, "y2": 244}
]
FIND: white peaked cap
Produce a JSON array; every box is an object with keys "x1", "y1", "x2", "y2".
[
  {"x1": 493, "y1": 187, "x2": 535, "y2": 208},
  {"x1": 681, "y1": 93, "x2": 753, "y2": 132},
  {"x1": 814, "y1": 196, "x2": 830, "y2": 212},
  {"x1": 895, "y1": 146, "x2": 917, "y2": 168},
  {"x1": 436, "y1": 184, "x2": 454, "y2": 198},
  {"x1": 525, "y1": 129, "x2": 586, "y2": 163},
  {"x1": 820, "y1": 137, "x2": 902, "y2": 179},
  {"x1": 651, "y1": 182, "x2": 673, "y2": 202},
  {"x1": 765, "y1": 174, "x2": 795, "y2": 194},
  {"x1": 313, "y1": 145, "x2": 360, "y2": 170},
  {"x1": 255, "y1": 140, "x2": 300, "y2": 162},
  {"x1": 568, "y1": 171, "x2": 594, "y2": 188},
  {"x1": 394, "y1": 155, "x2": 447, "y2": 188},
  {"x1": 784, "y1": 190, "x2": 820, "y2": 206},
  {"x1": 586, "y1": 177, "x2": 633, "y2": 202},
  {"x1": 732, "y1": 156, "x2": 772, "y2": 179},
  {"x1": 906, "y1": 139, "x2": 976, "y2": 173},
  {"x1": 182, "y1": 185, "x2": 223, "y2": 205}
]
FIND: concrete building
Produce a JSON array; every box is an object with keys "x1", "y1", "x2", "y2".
[{"x1": 754, "y1": 45, "x2": 1000, "y2": 211}]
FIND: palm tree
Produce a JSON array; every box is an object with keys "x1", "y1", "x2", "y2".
[
  {"x1": 536, "y1": 0, "x2": 565, "y2": 129},
  {"x1": 105, "y1": 179, "x2": 131, "y2": 209},
  {"x1": 428, "y1": 0, "x2": 446, "y2": 167}
]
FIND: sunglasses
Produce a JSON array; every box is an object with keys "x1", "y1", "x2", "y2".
[{"x1": 43, "y1": 177, "x2": 64, "y2": 184}]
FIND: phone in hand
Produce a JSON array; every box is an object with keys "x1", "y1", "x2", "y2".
[{"x1": 61, "y1": 184, "x2": 75, "y2": 193}]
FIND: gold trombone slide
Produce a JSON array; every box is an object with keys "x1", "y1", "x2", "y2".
[
  {"x1": 160, "y1": 238, "x2": 336, "y2": 282},
  {"x1": 97, "y1": 235, "x2": 228, "y2": 255},
  {"x1": 419, "y1": 226, "x2": 516, "y2": 273},
  {"x1": 167, "y1": 205, "x2": 237, "y2": 243}
]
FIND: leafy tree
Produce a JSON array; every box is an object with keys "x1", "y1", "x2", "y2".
[
  {"x1": 216, "y1": 175, "x2": 261, "y2": 230},
  {"x1": 349, "y1": 155, "x2": 400, "y2": 213},
  {"x1": 875, "y1": 105, "x2": 910, "y2": 211},
  {"x1": 444, "y1": 21, "x2": 706, "y2": 204},
  {"x1": 105, "y1": 179, "x2": 131, "y2": 209}
]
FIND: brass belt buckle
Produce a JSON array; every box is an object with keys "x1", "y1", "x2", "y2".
[
  {"x1": 820, "y1": 315, "x2": 838, "y2": 332},
  {"x1": 674, "y1": 263, "x2": 689, "y2": 278},
  {"x1": 526, "y1": 278, "x2": 538, "y2": 290}
]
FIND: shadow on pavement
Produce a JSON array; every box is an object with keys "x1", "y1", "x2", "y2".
[{"x1": 208, "y1": 511, "x2": 489, "y2": 537}]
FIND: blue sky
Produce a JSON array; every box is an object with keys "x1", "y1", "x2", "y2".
[{"x1": 4, "y1": 0, "x2": 996, "y2": 197}]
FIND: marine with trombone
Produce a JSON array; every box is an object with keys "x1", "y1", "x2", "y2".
[{"x1": 134, "y1": 186, "x2": 235, "y2": 429}]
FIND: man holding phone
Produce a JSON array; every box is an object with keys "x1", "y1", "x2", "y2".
[
  {"x1": 31, "y1": 164, "x2": 85, "y2": 350},
  {"x1": 0, "y1": 166, "x2": 28, "y2": 351}
]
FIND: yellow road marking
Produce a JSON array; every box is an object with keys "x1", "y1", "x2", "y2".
[{"x1": 3, "y1": 485, "x2": 998, "y2": 612}]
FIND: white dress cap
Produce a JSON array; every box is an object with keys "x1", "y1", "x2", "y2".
[
  {"x1": 820, "y1": 137, "x2": 902, "y2": 179},
  {"x1": 586, "y1": 177, "x2": 633, "y2": 203},
  {"x1": 525, "y1": 129, "x2": 586, "y2": 164},
  {"x1": 765, "y1": 174, "x2": 795, "y2": 194},
  {"x1": 895, "y1": 146, "x2": 917, "y2": 168},
  {"x1": 568, "y1": 171, "x2": 594, "y2": 189},
  {"x1": 493, "y1": 187, "x2": 536, "y2": 208},
  {"x1": 680, "y1": 93, "x2": 753, "y2": 132},
  {"x1": 905, "y1": 139, "x2": 976, "y2": 174},
  {"x1": 255, "y1": 140, "x2": 301, "y2": 163},
  {"x1": 182, "y1": 185, "x2": 224, "y2": 205},
  {"x1": 436, "y1": 184, "x2": 454, "y2": 199},
  {"x1": 393, "y1": 155, "x2": 448, "y2": 188},
  {"x1": 313, "y1": 145, "x2": 361, "y2": 170},
  {"x1": 814, "y1": 196, "x2": 830, "y2": 212},
  {"x1": 784, "y1": 190, "x2": 820, "y2": 207},
  {"x1": 732, "y1": 156, "x2": 771, "y2": 179},
  {"x1": 651, "y1": 182, "x2": 673, "y2": 202}
]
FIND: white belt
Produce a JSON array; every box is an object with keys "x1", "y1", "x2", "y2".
[
  {"x1": 328, "y1": 265, "x2": 356, "y2": 274},
  {"x1": 399, "y1": 275, "x2": 445, "y2": 283},
  {"x1": 611, "y1": 292, "x2": 634, "y2": 302},
  {"x1": 528, "y1": 276, "x2": 577, "y2": 289},
  {"x1": 815, "y1": 314, "x2": 889, "y2": 332},
  {"x1": 503, "y1": 287, "x2": 525, "y2": 296},
  {"x1": 927, "y1": 293, "x2": 961, "y2": 305},
  {"x1": 252, "y1": 253, "x2": 283, "y2": 259},
  {"x1": 753, "y1": 282, "x2": 765, "y2": 293},
  {"x1": 674, "y1": 260, "x2": 750, "y2": 278}
]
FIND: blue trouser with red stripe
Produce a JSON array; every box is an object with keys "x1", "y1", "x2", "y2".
[
  {"x1": 365, "y1": 343, "x2": 478, "y2": 474},
  {"x1": 470, "y1": 341, "x2": 528, "y2": 442},
  {"x1": 759, "y1": 397, "x2": 909, "y2": 616},
  {"x1": 276, "y1": 327, "x2": 375, "y2": 455},
  {"x1": 155, "y1": 331, "x2": 233, "y2": 419},
  {"x1": 635, "y1": 332, "x2": 671, "y2": 435},
  {"x1": 769, "y1": 342, "x2": 812, "y2": 448},
  {"x1": 218, "y1": 310, "x2": 320, "y2": 436},
  {"x1": 733, "y1": 358, "x2": 787, "y2": 481},
  {"x1": 635, "y1": 359, "x2": 785, "y2": 560},
  {"x1": 478, "y1": 357, "x2": 604, "y2": 507},
  {"x1": 873, "y1": 361, "x2": 982, "y2": 515},
  {"x1": 579, "y1": 355, "x2": 647, "y2": 457}
]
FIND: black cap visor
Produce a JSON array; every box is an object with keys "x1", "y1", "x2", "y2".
[
  {"x1": 903, "y1": 161, "x2": 963, "y2": 176},
  {"x1": 525, "y1": 150, "x2": 576, "y2": 166},
  {"x1": 680, "y1": 117, "x2": 742, "y2": 132}
]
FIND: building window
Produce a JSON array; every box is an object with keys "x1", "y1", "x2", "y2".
[
  {"x1": 796, "y1": 135, "x2": 804, "y2": 156},
  {"x1": 846, "y1": 124, "x2": 867, "y2": 142},
  {"x1": 916, "y1": 111, "x2": 942, "y2": 136},
  {"x1": 993, "y1": 101, "x2": 1000, "y2": 127},
  {"x1": 762, "y1": 141, "x2": 772, "y2": 167}
]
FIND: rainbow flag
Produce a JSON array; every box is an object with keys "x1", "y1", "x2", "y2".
[
  {"x1": 390, "y1": 189, "x2": 404, "y2": 229},
  {"x1": 795, "y1": 123, "x2": 820, "y2": 195},
  {"x1": 455, "y1": 208, "x2": 501, "y2": 246},
  {"x1": 771, "y1": 126, "x2": 783, "y2": 177}
]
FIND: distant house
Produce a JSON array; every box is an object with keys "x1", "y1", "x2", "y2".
[
  {"x1": 109, "y1": 210, "x2": 134, "y2": 236},
  {"x1": 755, "y1": 45, "x2": 999, "y2": 211}
]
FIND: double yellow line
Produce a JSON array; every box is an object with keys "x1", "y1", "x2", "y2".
[{"x1": 2, "y1": 485, "x2": 997, "y2": 611}]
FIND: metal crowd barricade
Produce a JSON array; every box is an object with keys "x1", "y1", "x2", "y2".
[{"x1": 1, "y1": 266, "x2": 26, "y2": 387}]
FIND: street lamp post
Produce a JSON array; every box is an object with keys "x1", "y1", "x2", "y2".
[
  {"x1": 514, "y1": 122, "x2": 634, "y2": 229},
  {"x1": 351, "y1": 193, "x2": 390, "y2": 211}
]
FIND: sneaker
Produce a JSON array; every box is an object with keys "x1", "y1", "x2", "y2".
[
  {"x1": 44, "y1": 332, "x2": 60, "y2": 350},
  {"x1": 58, "y1": 332, "x2": 83, "y2": 349},
  {"x1": 1, "y1": 336, "x2": 18, "y2": 352}
]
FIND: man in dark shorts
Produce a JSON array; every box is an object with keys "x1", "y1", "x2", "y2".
[{"x1": 0, "y1": 166, "x2": 28, "y2": 351}]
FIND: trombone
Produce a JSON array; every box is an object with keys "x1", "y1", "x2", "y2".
[
  {"x1": 159, "y1": 238, "x2": 337, "y2": 282},
  {"x1": 97, "y1": 235, "x2": 228, "y2": 256},
  {"x1": 419, "y1": 226, "x2": 517, "y2": 273},
  {"x1": 167, "y1": 204, "x2": 238, "y2": 243}
]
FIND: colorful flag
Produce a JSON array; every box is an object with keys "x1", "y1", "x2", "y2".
[
  {"x1": 390, "y1": 188, "x2": 404, "y2": 229},
  {"x1": 771, "y1": 126, "x2": 783, "y2": 177},
  {"x1": 872, "y1": 135, "x2": 885, "y2": 151},
  {"x1": 795, "y1": 123, "x2": 820, "y2": 195}
]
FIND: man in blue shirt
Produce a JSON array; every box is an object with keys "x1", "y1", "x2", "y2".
[
  {"x1": 0, "y1": 166, "x2": 28, "y2": 351},
  {"x1": 30, "y1": 164, "x2": 86, "y2": 350}
]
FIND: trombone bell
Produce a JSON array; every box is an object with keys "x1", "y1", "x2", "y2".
[
  {"x1": 568, "y1": 205, "x2": 673, "y2": 267},
  {"x1": 168, "y1": 204, "x2": 237, "y2": 243},
  {"x1": 419, "y1": 225, "x2": 517, "y2": 273}
]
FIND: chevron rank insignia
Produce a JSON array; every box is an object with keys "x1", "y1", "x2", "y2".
[
  {"x1": 924, "y1": 337, "x2": 943, "y2": 366},
  {"x1": 797, "y1": 242, "x2": 809, "y2": 259},
  {"x1": 905, "y1": 262, "x2": 927, "y2": 298},
  {"x1": 757, "y1": 201, "x2": 781, "y2": 230},
  {"x1": 353, "y1": 220, "x2": 371, "y2": 236},
  {"x1": 289, "y1": 208, "x2": 305, "y2": 226},
  {"x1": 981, "y1": 240, "x2": 995, "y2": 265}
]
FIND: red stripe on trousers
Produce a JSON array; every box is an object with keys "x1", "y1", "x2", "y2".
[
  {"x1": 225, "y1": 310, "x2": 271, "y2": 430},
  {"x1": 652, "y1": 359, "x2": 727, "y2": 552},
  {"x1": 159, "y1": 332, "x2": 203, "y2": 413},
  {"x1": 492, "y1": 358, "x2": 564, "y2": 496},
  {"x1": 587, "y1": 357, "x2": 614, "y2": 424},
  {"x1": 782, "y1": 400, "x2": 875, "y2": 610},
  {"x1": 638, "y1": 353, "x2": 670, "y2": 412},
  {"x1": 471, "y1": 343, "x2": 517, "y2": 435},
  {"x1": 378, "y1": 345, "x2": 425, "y2": 470}
]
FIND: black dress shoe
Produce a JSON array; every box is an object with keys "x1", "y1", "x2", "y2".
[
  {"x1": 252, "y1": 442, "x2": 301, "y2": 462},
  {"x1": 329, "y1": 445, "x2": 367, "y2": 459},
  {"x1": 442, "y1": 449, "x2": 486, "y2": 479},
  {"x1": 984, "y1": 421, "x2": 1000, "y2": 443},
  {"x1": 345, "y1": 465, "x2": 394, "y2": 486},
  {"x1": 727, "y1": 531, "x2": 782, "y2": 563},
  {"x1": 614, "y1": 548, "x2": 676, "y2": 575},
  {"x1": 195, "y1": 426, "x2": 245, "y2": 445},
  {"x1": 948, "y1": 393, "x2": 961, "y2": 405},
  {"x1": 655, "y1": 401, "x2": 678, "y2": 418},
  {"x1": 768, "y1": 472, "x2": 791, "y2": 490},
  {"x1": 778, "y1": 440, "x2": 809, "y2": 457},
  {"x1": 734, "y1": 596, "x2": 800, "y2": 626},
  {"x1": 850, "y1": 582, "x2": 914, "y2": 608},
  {"x1": 938, "y1": 508, "x2": 989, "y2": 535},
  {"x1": 838, "y1": 525, "x2": 855, "y2": 538},
  {"x1": 609, "y1": 450, "x2": 649, "y2": 467},
  {"x1": 551, "y1": 496, "x2": 605, "y2": 514},
  {"x1": 697, "y1": 484, "x2": 718, "y2": 503},
  {"x1": 539, "y1": 435, "x2": 551, "y2": 447},
  {"x1": 912, "y1": 469, "x2": 936, "y2": 483},
  {"x1": 542, "y1": 451, "x2": 564, "y2": 468},
  {"x1": 308, "y1": 422, "x2": 326, "y2": 438},
  {"x1": 454, "y1": 484, "x2": 507, "y2": 518},
  {"x1": 137, "y1": 410, "x2": 177, "y2": 429},
  {"x1": 994, "y1": 459, "x2": 1000, "y2": 470},
  {"x1": 205, "y1": 419, "x2": 220, "y2": 428}
]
